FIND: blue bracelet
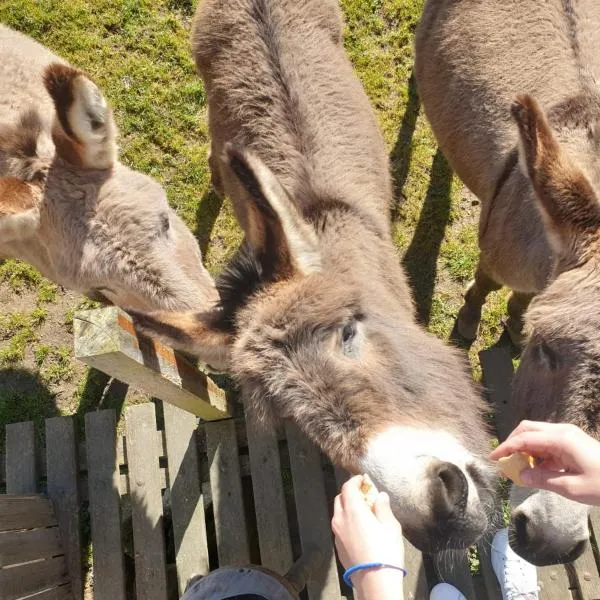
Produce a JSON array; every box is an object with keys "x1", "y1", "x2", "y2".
[{"x1": 342, "y1": 562, "x2": 408, "y2": 587}]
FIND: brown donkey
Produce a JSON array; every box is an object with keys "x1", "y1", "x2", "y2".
[
  {"x1": 0, "y1": 26, "x2": 217, "y2": 312},
  {"x1": 132, "y1": 0, "x2": 498, "y2": 552},
  {"x1": 415, "y1": 0, "x2": 600, "y2": 564}
]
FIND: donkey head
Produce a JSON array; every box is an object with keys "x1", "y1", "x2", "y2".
[
  {"x1": 0, "y1": 63, "x2": 215, "y2": 311},
  {"x1": 507, "y1": 94, "x2": 600, "y2": 565},
  {"x1": 131, "y1": 146, "x2": 497, "y2": 552}
]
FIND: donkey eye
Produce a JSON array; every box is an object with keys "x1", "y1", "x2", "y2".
[
  {"x1": 342, "y1": 322, "x2": 355, "y2": 344},
  {"x1": 534, "y1": 341, "x2": 559, "y2": 371},
  {"x1": 341, "y1": 320, "x2": 361, "y2": 357}
]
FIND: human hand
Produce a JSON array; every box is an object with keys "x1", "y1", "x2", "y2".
[
  {"x1": 332, "y1": 475, "x2": 405, "y2": 599},
  {"x1": 490, "y1": 420, "x2": 600, "y2": 505}
]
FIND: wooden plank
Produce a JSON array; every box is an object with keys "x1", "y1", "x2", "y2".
[
  {"x1": 0, "y1": 526, "x2": 62, "y2": 567},
  {"x1": 477, "y1": 539, "x2": 503, "y2": 600},
  {"x1": 2, "y1": 555, "x2": 69, "y2": 600},
  {"x1": 125, "y1": 403, "x2": 168, "y2": 600},
  {"x1": 85, "y1": 410, "x2": 126, "y2": 600},
  {"x1": 246, "y1": 412, "x2": 293, "y2": 574},
  {"x1": 163, "y1": 403, "x2": 209, "y2": 594},
  {"x1": 5, "y1": 421, "x2": 37, "y2": 494},
  {"x1": 403, "y1": 540, "x2": 428, "y2": 600},
  {"x1": 537, "y1": 565, "x2": 573, "y2": 600},
  {"x1": 74, "y1": 307, "x2": 231, "y2": 420},
  {"x1": 285, "y1": 423, "x2": 341, "y2": 600},
  {"x1": 430, "y1": 551, "x2": 476, "y2": 600},
  {"x1": 0, "y1": 495, "x2": 56, "y2": 531},
  {"x1": 479, "y1": 346, "x2": 515, "y2": 440},
  {"x1": 12, "y1": 586, "x2": 73, "y2": 600},
  {"x1": 570, "y1": 539, "x2": 600, "y2": 600},
  {"x1": 46, "y1": 417, "x2": 83, "y2": 600},
  {"x1": 205, "y1": 419, "x2": 250, "y2": 565}
]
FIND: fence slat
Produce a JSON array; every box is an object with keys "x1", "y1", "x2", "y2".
[
  {"x1": 476, "y1": 539, "x2": 503, "y2": 600},
  {"x1": 569, "y1": 531, "x2": 600, "y2": 600},
  {"x1": 126, "y1": 403, "x2": 168, "y2": 600},
  {"x1": 537, "y1": 565, "x2": 573, "y2": 600},
  {"x1": 205, "y1": 419, "x2": 250, "y2": 565},
  {"x1": 285, "y1": 423, "x2": 341, "y2": 600},
  {"x1": 430, "y1": 551, "x2": 476, "y2": 600},
  {"x1": 85, "y1": 410, "x2": 126, "y2": 600},
  {"x1": 5, "y1": 421, "x2": 37, "y2": 494},
  {"x1": 46, "y1": 417, "x2": 83, "y2": 600},
  {"x1": 0, "y1": 526, "x2": 62, "y2": 567},
  {"x1": 163, "y1": 403, "x2": 209, "y2": 593},
  {"x1": 0, "y1": 495, "x2": 56, "y2": 530},
  {"x1": 403, "y1": 540, "x2": 429, "y2": 600},
  {"x1": 11, "y1": 585, "x2": 73, "y2": 600},
  {"x1": 246, "y1": 413, "x2": 293, "y2": 575},
  {"x1": 2, "y1": 555, "x2": 69, "y2": 600}
]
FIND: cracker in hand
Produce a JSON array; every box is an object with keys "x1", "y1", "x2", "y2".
[
  {"x1": 498, "y1": 452, "x2": 536, "y2": 486},
  {"x1": 360, "y1": 474, "x2": 379, "y2": 509}
]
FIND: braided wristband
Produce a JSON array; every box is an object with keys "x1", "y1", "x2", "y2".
[{"x1": 342, "y1": 562, "x2": 408, "y2": 587}]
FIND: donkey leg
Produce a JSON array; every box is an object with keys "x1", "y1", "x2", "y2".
[
  {"x1": 208, "y1": 144, "x2": 225, "y2": 197},
  {"x1": 505, "y1": 291, "x2": 534, "y2": 348},
  {"x1": 456, "y1": 264, "x2": 501, "y2": 340}
]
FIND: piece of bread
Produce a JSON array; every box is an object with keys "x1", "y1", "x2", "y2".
[
  {"x1": 360, "y1": 474, "x2": 379, "y2": 508},
  {"x1": 498, "y1": 452, "x2": 536, "y2": 486}
]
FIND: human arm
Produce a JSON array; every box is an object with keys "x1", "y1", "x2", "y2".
[
  {"x1": 331, "y1": 475, "x2": 405, "y2": 600},
  {"x1": 490, "y1": 420, "x2": 600, "y2": 505}
]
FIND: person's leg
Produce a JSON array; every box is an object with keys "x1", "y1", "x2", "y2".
[
  {"x1": 491, "y1": 529, "x2": 539, "y2": 600},
  {"x1": 430, "y1": 583, "x2": 467, "y2": 600}
]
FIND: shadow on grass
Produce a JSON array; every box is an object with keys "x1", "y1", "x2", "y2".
[
  {"x1": 194, "y1": 188, "x2": 225, "y2": 259},
  {"x1": 0, "y1": 367, "x2": 59, "y2": 446},
  {"x1": 390, "y1": 72, "x2": 420, "y2": 221},
  {"x1": 402, "y1": 149, "x2": 453, "y2": 325}
]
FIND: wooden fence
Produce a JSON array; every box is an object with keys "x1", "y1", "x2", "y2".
[{"x1": 2, "y1": 310, "x2": 600, "y2": 599}]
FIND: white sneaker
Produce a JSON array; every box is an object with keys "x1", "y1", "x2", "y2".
[
  {"x1": 430, "y1": 582, "x2": 467, "y2": 600},
  {"x1": 491, "y1": 528, "x2": 539, "y2": 600}
]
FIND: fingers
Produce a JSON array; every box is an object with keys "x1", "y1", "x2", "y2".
[
  {"x1": 521, "y1": 468, "x2": 579, "y2": 498},
  {"x1": 490, "y1": 430, "x2": 562, "y2": 460},
  {"x1": 373, "y1": 492, "x2": 399, "y2": 526}
]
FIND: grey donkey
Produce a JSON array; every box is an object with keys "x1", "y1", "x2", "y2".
[
  {"x1": 415, "y1": 0, "x2": 600, "y2": 565},
  {"x1": 131, "y1": 0, "x2": 499, "y2": 552},
  {"x1": 0, "y1": 26, "x2": 217, "y2": 312}
]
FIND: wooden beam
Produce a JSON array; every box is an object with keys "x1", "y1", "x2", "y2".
[
  {"x1": 74, "y1": 307, "x2": 231, "y2": 420},
  {"x1": 5, "y1": 421, "x2": 37, "y2": 494},
  {"x1": 0, "y1": 495, "x2": 56, "y2": 531}
]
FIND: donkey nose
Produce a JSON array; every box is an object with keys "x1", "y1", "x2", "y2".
[{"x1": 430, "y1": 460, "x2": 468, "y2": 517}]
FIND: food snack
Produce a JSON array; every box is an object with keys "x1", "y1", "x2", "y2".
[
  {"x1": 498, "y1": 452, "x2": 536, "y2": 486},
  {"x1": 360, "y1": 474, "x2": 379, "y2": 509}
]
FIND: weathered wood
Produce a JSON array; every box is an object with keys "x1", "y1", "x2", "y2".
[
  {"x1": 403, "y1": 540, "x2": 429, "y2": 600},
  {"x1": 0, "y1": 526, "x2": 62, "y2": 567},
  {"x1": 74, "y1": 307, "x2": 231, "y2": 420},
  {"x1": 285, "y1": 423, "x2": 341, "y2": 600},
  {"x1": 0, "y1": 495, "x2": 56, "y2": 531},
  {"x1": 163, "y1": 403, "x2": 209, "y2": 594},
  {"x1": 46, "y1": 417, "x2": 82, "y2": 600},
  {"x1": 476, "y1": 539, "x2": 503, "y2": 600},
  {"x1": 2, "y1": 555, "x2": 69, "y2": 600},
  {"x1": 480, "y1": 346, "x2": 515, "y2": 441},
  {"x1": 205, "y1": 419, "x2": 250, "y2": 565},
  {"x1": 13, "y1": 585, "x2": 73, "y2": 600},
  {"x1": 246, "y1": 412, "x2": 293, "y2": 574},
  {"x1": 125, "y1": 403, "x2": 168, "y2": 600},
  {"x1": 569, "y1": 530, "x2": 600, "y2": 600},
  {"x1": 5, "y1": 421, "x2": 37, "y2": 494},
  {"x1": 181, "y1": 566, "x2": 299, "y2": 599},
  {"x1": 537, "y1": 565, "x2": 573, "y2": 600},
  {"x1": 430, "y1": 551, "x2": 476, "y2": 600},
  {"x1": 85, "y1": 410, "x2": 126, "y2": 600}
]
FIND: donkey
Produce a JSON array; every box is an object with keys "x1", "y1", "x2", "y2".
[
  {"x1": 415, "y1": 0, "x2": 600, "y2": 565},
  {"x1": 131, "y1": 0, "x2": 498, "y2": 552},
  {"x1": 0, "y1": 26, "x2": 217, "y2": 312}
]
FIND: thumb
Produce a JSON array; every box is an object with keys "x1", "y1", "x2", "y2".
[
  {"x1": 521, "y1": 467, "x2": 574, "y2": 495},
  {"x1": 373, "y1": 492, "x2": 398, "y2": 525}
]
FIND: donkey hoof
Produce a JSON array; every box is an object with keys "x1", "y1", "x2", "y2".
[
  {"x1": 456, "y1": 306, "x2": 480, "y2": 341},
  {"x1": 504, "y1": 317, "x2": 525, "y2": 348}
]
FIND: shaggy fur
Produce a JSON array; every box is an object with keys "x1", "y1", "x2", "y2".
[
  {"x1": 0, "y1": 26, "x2": 217, "y2": 312},
  {"x1": 415, "y1": 0, "x2": 600, "y2": 565},
  {"x1": 132, "y1": 0, "x2": 498, "y2": 552}
]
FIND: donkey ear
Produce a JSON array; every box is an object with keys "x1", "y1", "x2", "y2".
[
  {"x1": 44, "y1": 63, "x2": 117, "y2": 169},
  {"x1": 0, "y1": 177, "x2": 40, "y2": 242},
  {"x1": 224, "y1": 145, "x2": 322, "y2": 277},
  {"x1": 512, "y1": 94, "x2": 600, "y2": 256},
  {"x1": 128, "y1": 309, "x2": 233, "y2": 373}
]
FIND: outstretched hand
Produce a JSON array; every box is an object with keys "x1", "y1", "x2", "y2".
[{"x1": 490, "y1": 421, "x2": 600, "y2": 505}]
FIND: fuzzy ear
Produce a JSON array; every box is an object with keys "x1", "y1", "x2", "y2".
[
  {"x1": 128, "y1": 309, "x2": 233, "y2": 373},
  {"x1": 512, "y1": 94, "x2": 600, "y2": 257},
  {"x1": 224, "y1": 145, "x2": 322, "y2": 277},
  {"x1": 0, "y1": 177, "x2": 40, "y2": 242},
  {"x1": 44, "y1": 63, "x2": 117, "y2": 169}
]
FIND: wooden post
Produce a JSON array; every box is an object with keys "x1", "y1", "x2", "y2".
[{"x1": 73, "y1": 307, "x2": 231, "y2": 420}]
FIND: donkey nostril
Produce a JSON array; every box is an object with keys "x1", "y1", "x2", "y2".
[
  {"x1": 514, "y1": 512, "x2": 530, "y2": 545},
  {"x1": 434, "y1": 462, "x2": 468, "y2": 514}
]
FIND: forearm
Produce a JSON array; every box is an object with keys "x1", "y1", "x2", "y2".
[{"x1": 352, "y1": 569, "x2": 405, "y2": 600}]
